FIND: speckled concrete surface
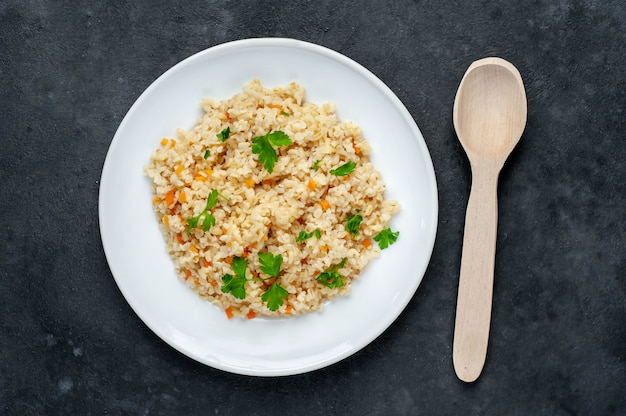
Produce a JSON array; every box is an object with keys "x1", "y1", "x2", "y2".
[{"x1": 1, "y1": 1, "x2": 624, "y2": 415}]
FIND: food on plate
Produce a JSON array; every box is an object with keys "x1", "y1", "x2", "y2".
[{"x1": 145, "y1": 79, "x2": 399, "y2": 318}]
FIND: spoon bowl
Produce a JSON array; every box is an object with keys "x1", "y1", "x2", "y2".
[
  {"x1": 452, "y1": 57, "x2": 527, "y2": 382},
  {"x1": 454, "y1": 58, "x2": 527, "y2": 160}
]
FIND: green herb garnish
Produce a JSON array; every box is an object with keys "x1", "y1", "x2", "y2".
[
  {"x1": 221, "y1": 257, "x2": 248, "y2": 299},
  {"x1": 312, "y1": 159, "x2": 321, "y2": 171},
  {"x1": 258, "y1": 252, "x2": 288, "y2": 311},
  {"x1": 296, "y1": 229, "x2": 322, "y2": 242},
  {"x1": 374, "y1": 228, "x2": 400, "y2": 249},
  {"x1": 185, "y1": 189, "x2": 226, "y2": 235},
  {"x1": 316, "y1": 258, "x2": 348, "y2": 289},
  {"x1": 251, "y1": 131, "x2": 293, "y2": 173},
  {"x1": 345, "y1": 214, "x2": 363, "y2": 237},
  {"x1": 280, "y1": 111, "x2": 290, "y2": 117},
  {"x1": 261, "y1": 281, "x2": 289, "y2": 311},
  {"x1": 217, "y1": 127, "x2": 231, "y2": 142},
  {"x1": 220, "y1": 254, "x2": 288, "y2": 311},
  {"x1": 330, "y1": 161, "x2": 356, "y2": 176},
  {"x1": 203, "y1": 149, "x2": 211, "y2": 159}
]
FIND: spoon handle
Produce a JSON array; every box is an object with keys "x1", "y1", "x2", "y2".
[{"x1": 453, "y1": 162, "x2": 500, "y2": 382}]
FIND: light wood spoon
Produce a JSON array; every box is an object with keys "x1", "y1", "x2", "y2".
[{"x1": 452, "y1": 57, "x2": 527, "y2": 382}]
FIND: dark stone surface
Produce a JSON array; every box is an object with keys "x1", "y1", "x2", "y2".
[{"x1": 1, "y1": 1, "x2": 624, "y2": 415}]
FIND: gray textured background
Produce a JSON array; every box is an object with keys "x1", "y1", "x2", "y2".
[{"x1": 1, "y1": 1, "x2": 624, "y2": 415}]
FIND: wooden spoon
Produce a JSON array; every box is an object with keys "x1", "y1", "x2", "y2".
[{"x1": 452, "y1": 57, "x2": 527, "y2": 382}]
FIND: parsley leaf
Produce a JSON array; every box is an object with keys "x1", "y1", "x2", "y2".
[
  {"x1": 316, "y1": 258, "x2": 348, "y2": 289},
  {"x1": 257, "y1": 252, "x2": 288, "y2": 311},
  {"x1": 261, "y1": 281, "x2": 288, "y2": 311},
  {"x1": 205, "y1": 189, "x2": 220, "y2": 210},
  {"x1": 258, "y1": 252, "x2": 283, "y2": 277},
  {"x1": 220, "y1": 253, "x2": 290, "y2": 312},
  {"x1": 203, "y1": 149, "x2": 210, "y2": 159},
  {"x1": 266, "y1": 131, "x2": 292, "y2": 146},
  {"x1": 280, "y1": 111, "x2": 290, "y2": 117},
  {"x1": 374, "y1": 228, "x2": 400, "y2": 249},
  {"x1": 312, "y1": 159, "x2": 321, "y2": 171},
  {"x1": 201, "y1": 213, "x2": 216, "y2": 232},
  {"x1": 251, "y1": 131, "x2": 292, "y2": 173},
  {"x1": 221, "y1": 256, "x2": 248, "y2": 299},
  {"x1": 185, "y1": 189, "x2": 225, "y2": 235},
  {"x1": 345, "y1": 214, "x2": 363, "y2": 237},
  {"x1": 330, "y1": 161, "x2": 356, "y2": 176},
  {"x1": 221, "y1": 273, "x2": 247, "y2": 299},
  {"x1": 231, "y1": 256, "x2": 248, "y2": 279},
  {"x1": 217, "y1": 127, "x2": 231, "y2": 142},
  {"x1": 296, "y1": 229, "x2": 322, "y2": 242}
]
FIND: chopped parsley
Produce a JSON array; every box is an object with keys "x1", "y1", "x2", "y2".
[
  {"x1": 203, "y1": 149, "x2": 211, "y2": 159},
  {"x1": 217, "y1": 127, "x2": 231, "y2": 142},
  {"x1": 312, "y1": 159, "x2": 322, "y2": 171},
  {"x1": 296, "y1": 229, "x2": 322, "y2": 242},
  {"x1": 330, "y1": 161, "x2": 356, "y2": 176},
  {"x1": 258, "y1": 252, "x2": 288, "y2": 311},
  {"x1": 280, "y1": 111, "x2": 291, "y2": 117},
  {"x1": 316, "y1": 257, "x2": 348, "y2": 289},
  {"x1": 221, "y1": 256, "x2": 248, "y2": 299},
  {"x1": 374, "y1": 228, "x2": 400, "y2": 249},
  {"x1": 345, "y1": 214, "x2": 363, "y2": 237},
  {"x1": 220, "y1": 253, "x2": 288, "y2": 312},
  {"x1": 185, "y1": 189, "x2": 226, "y2": 235},
  {"x1": 251, "y1": 131, "x2": 293, "y2": 173}
]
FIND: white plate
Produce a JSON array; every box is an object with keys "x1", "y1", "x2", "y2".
[{"x1": 99, "y1": 38, "x2": 438, "y2": 376}]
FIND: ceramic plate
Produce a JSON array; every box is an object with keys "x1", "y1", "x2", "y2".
[{"x1": 99, "y1": 38, "x2": 438, "y2": 376}]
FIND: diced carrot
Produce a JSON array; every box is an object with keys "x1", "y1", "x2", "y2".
[
  {"x1": 225, "y1": 307, "x2": 234, "y2": 319},
  {"x1": 267, "y1": 104, "x2": 283, "y2": 111},
  {"x1": 152, "y1": 197, "x2": 162, "y2": 204},
  {"x1": 205, "y1": 169, "x2": 213, "y2": 176},
  {"x1": 285, "y1": 305, "x2": 292, "y2": 315},
  {"x1": 169, "y1": 139, "x2": 177, "y2": 147},
  {"x1": 210, "y1": 279, "x2": 218, "y2": 287},
  {"x1": 307, "y1": 179, "x2": 316, "y2": 190},
  {"x1": 160, "y1": 138, "x2": 169, "y2": 146},
  {"x1": 224, "y1": 256, "x2": 233, "y2": 264},
  {"x1": 162, "y1": 216, "x2": 169, "y2": 227},
  {"x1": 165, "y1": 189, "x2": 175, "y2": 206},
  {"x1": 175, "y1": 165, "x2": 183, "y2": 175},
  {"x1": 263, "y1": 179, "x2": 272, "y2": 186},
  {"x1": 193, "y1": 278, "x2": 200, "y2": 286},
  {"x1": 266, "y1": 278, "x2": 276, "y2": 286},
  {"x1": 362, "y1": 238, "x2": 373, "y2": 249},
  {"x1": 225, "y1": 111, "x2": 230, "y2": 120},
  {"x1": 222, "y1": 227, "x2": 227, "y2": 234},
  {"x1": 203, "y1": 260, "x2": 212, "y2": 268},
  {"x1": 194, "y1": 174, "x2": 207, "y2": 182},
  {"x1": 320, "y1": 199, "x2": 330, "y2": 211},
  {"x1": 227, "y1": 242, "x2": 232, "y2": 247},
  {"x1": 243, "y1": 243, "x2": 256, "y2": 257},
  {"x1": 176, "y1": 233, "x2": 185, "y2": 244},
  {"x1": 184, "y1": 269, "x2": 192, "y2": 280},
  {"x1": 246, "y1": 310, "x2": 256, "y2": 319},
  {"x1": 245, "y1": 178, "x2": 255, "y2": 188},
  {"x1": 179, "y1": 190, "x2": 187, "y2": 203},
  {"x1": 320, "y1": 245, "x2": 328, "y2": 253},
  {"x1": 190, "y1": 245, "x2": 198, "y2": 253},
  {"x1": 354, "y1": 145, "x2": 361, "y2": 155}
]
